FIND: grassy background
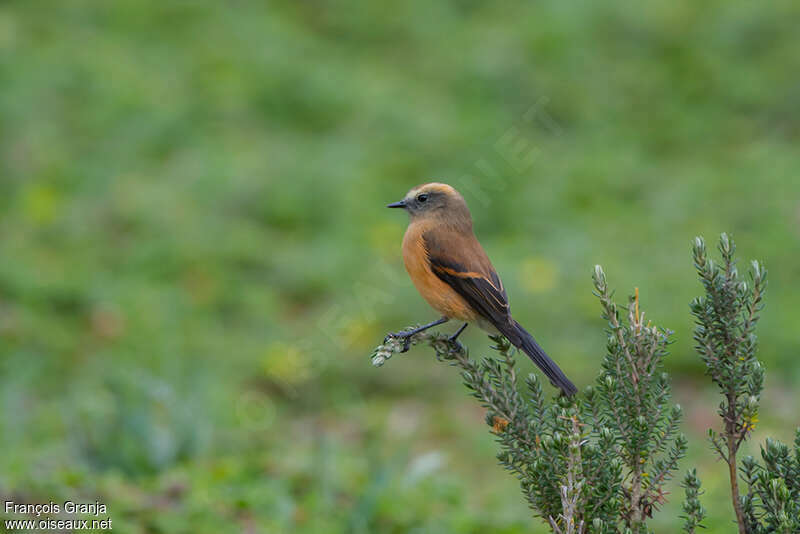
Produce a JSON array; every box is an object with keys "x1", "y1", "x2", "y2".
[{"x1": 1, "y1": 1, "x2": 799, "y2": 532}]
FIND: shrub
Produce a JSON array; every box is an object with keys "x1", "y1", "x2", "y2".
[
  {"x1": 373, "y1": 267, "x2": 687, "y2": 533},
  {"x1": 691, "y1": 234, "x2": 799, "y2": 533}
]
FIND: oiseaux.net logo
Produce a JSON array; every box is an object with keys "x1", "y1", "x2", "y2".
[{"x1": 4, "y1": 500, "x2": 112, "y2": 531}]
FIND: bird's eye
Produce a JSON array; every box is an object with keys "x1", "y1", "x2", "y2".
[{"x1": 417, "y1": 194, "x2": 429, "y2": 203}]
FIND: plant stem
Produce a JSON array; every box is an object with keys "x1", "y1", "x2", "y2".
[{"x1": 726, "y1": 402, "x2": 747, "y2": 534}]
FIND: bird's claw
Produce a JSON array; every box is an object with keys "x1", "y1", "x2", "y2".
[
  {"x1": 383, "y1": 331, "x2": 402, "y2": 344},
  {"x1": 385, "y1": 331, "x2": 413, "y2": 353},
  {"x1": 446, "y1": 336, "x2": 464, "y2": 353}
]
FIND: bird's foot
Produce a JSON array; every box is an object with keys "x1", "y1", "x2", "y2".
[
  {"x1": 445, "y1": 323, "x2": 468, "y2": 353},
  {"x1": 383, "y1": 318, "x2": 449, "y2": 353},
  {"x1": 384, "y1": 331, "x2": 414, "y2": 352},
  {"x1": 446, "y1": 334, "x2": 464, "y2": 353}
]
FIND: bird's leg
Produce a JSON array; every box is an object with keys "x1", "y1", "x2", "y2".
[
  {"x1": 447, "y1": 322, "x2": 468, "y2": 352},
  {"x1": 386, "y1": 316, "x2": 449, "y2": 352}
]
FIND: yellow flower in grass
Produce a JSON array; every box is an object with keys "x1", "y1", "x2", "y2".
[
  {"x1": 519, "y1": 257, "x2": 558, "y2": 294},
  {"x1": 21, "y1": 183, "x2": 60, "y2": 224},
  {"x1": 341, "y1": 317, "x2": 375, "y2": 348},
  {"x1": 261, "y1": 342, "x2": 311, "y2": 385}
]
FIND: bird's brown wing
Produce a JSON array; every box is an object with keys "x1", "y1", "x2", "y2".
[
  {"x1": 424, "y1": 227, "x2": 577, "y2": 396},
  {"x1": 422, "y1": 229, "x2": 510, "y2": 326}
]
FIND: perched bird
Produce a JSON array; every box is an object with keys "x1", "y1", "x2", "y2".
[{"x1": 386, "y1": 182, "x2": 577, "y2": 396}]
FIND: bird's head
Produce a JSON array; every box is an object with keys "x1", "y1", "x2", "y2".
[{"x1": 387, "y1": 182, "x2": 471, "y2": 224}]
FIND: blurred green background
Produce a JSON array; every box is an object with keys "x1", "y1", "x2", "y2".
[{"x1": 1, "y1": 1, "x2": 799, "y2": 532}]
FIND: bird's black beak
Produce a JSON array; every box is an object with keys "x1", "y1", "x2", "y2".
[{"x1": 386, "y1": 200, "x2": 407, "y2": 209}]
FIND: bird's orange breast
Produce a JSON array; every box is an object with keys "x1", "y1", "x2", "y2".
[{"x1": 402, "y1": 222, "x2": 478, "y2": 322}]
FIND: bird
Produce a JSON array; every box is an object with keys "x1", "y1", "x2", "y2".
[{"x1": 386, "y1": 182, "x2": 577, "y2": 396}]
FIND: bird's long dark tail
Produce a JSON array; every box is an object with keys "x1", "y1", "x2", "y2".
[{"x1": 497, "y1": 319, "x2": 577, "y2": 396}]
